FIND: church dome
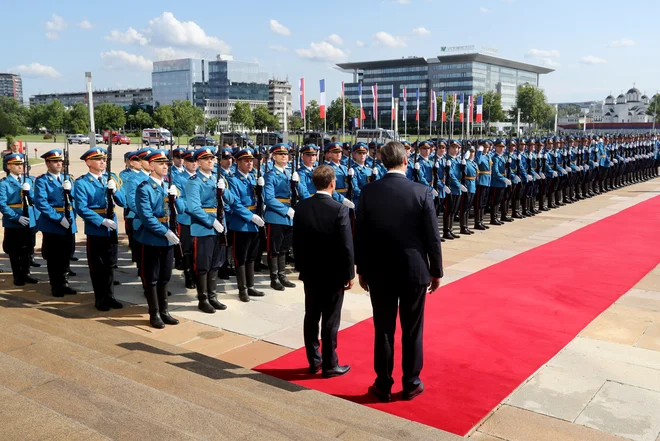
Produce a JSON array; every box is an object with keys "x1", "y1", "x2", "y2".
[{"x1": 627, "y1": 87, "x2": 641, "y2": 95}]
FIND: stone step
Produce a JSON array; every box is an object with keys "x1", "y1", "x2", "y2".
[{"x1": 0, "y1": 299, "x2": 460, "y2": 440}]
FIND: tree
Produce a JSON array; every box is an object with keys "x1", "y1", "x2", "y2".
[
  {"x1": 268, "y1": 113, "x2": 280, "y2": 132},
  {"x1": 305, "y1": 100, "x2": 322, "y2": 130},
  {"x1": 230, "y1": 101, "x2": 254, "y2": 131},
  {"x1": 288, "y1": 112, "x2": 303, "y2": 132},
  {"x1": 0, "y1": 97, "x2": 27, "y2": 138},
  {"x1": 509, "y1": 84, "x2": 551, "y2": 129},
  {"x1": 205, "y1": 117, "x2": 220, "y2": 135},
  {"x1": 558, "y1": 104, "x2": 582, "y2": 118},
  {"x1": 327, "y1": 98, "x2": 359, "y2": 131},
  {"x1": 44, "y1": 100, "x2": 66, "y2": 134},
  {"x1": 153, "y1": 104, "x2": 174, "y2": 129},
  {"x1": 27, "y1": 104, "x2": 47, "y2": 133},
  {"x1": 171, "y1": 100, "x2": 204, "y2": 136},
  {"x1": 479, "y1": 91, "x2": 506, "y2": 123},
  {"x1": 252, "y1": 105, "x2": 272, "y2": 132},
  {"x1": 647, "y1": 95, "x2": 660, "y2": 122},
  {"x1": 134, "y1": 109, "x2": 153, "y2": 130},
  {"x1": 95, "y1": 103, "x2": 126, "y2": 130},
  {"x1": 64, "y1": 102, "x2": 90, "y2": 134}
]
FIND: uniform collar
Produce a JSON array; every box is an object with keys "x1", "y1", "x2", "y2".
[{"x1": 150, "y1": 176, "x2": 163, "y2": 187}]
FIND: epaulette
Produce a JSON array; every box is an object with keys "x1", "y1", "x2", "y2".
[
  {"x1": 190, "y1": 174, "x2": 198, "y2": 180},
  {"x1": 0, "y1": 177, "x2": 5, "y2": 183},
  {"x1": 136, "y1": 179, "x2": 150, "y2": 190},
  {"x1": 75, "y1": 175, "x2": 85, "y2": 181}
]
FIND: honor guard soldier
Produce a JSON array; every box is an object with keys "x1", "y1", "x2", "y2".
[
  {"x1": 341, "y1": 142, "x2": 351, "y2": 166},
  {"x1": 460, "y1": 146, "x2": 477, "y2": 235},
  {"x1": 489, "y1": 139, "x2": 511, "y2": 225},
  {"x1": 371, "y1": 144, "x2": 387, "y2": 181},
  {"x1": 298, "y1": 144, "x2": 319, "y2": 198},
  {"x1": 171, "y1": 147, "x2": 186, "y2": 178},
  {"x1": 474, "y1": 140, "x2": 492, "y2": 230},
  {"x1": 75, "y1": 147, "x2": 126, "y2": 311},
  {"x1": 324, "y1": 142, "x2": 357, "y2": 209},
  {"x1": 226, "y1": 148, "x2": 267, "y2": 302},
  {"x1": 174, "y1": 150, "x2": 198, "y2": 289},
  {"x1": 264, "y1": 143, "x2": 307, "y2": 291},
  {"x1": 34, "y1": 150, "x2": 77, "y2": 297},
  {"x1": 120, "y1": 151, "x2": 141, "y2": 268},
  {"x1": 186, "y1": 147, "x2": 232, "y2": 314},
  {"x1": 516, "y1": 140, "x2": 535, "y2": 217},
  {"x1": 217, "y1": 147, "x2": 236, "y2": 280},
  {"x1": 0, "y1": 153, "x2": 39, "y2": 285},
  {"x1": 134, "y1": 150, "x2": 183, "y2": 329},
  {"x1": 124, "y1": 147, "x2": 152, "y2": 277},
  {"x1": 218, "y1": 148, "x2": 234, "y2": 178},
  {"x1": 442, "y1": 140, "x2": 466, "y2": 239},
  {"x1": 349, "y1": 143, "x2": 373, "y2": 210}
]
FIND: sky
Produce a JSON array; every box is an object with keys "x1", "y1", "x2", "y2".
[{"x1": 4, "y1": 0, "x2": 660, "y2": 106}]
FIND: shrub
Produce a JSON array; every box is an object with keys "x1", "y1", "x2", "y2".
[{"x1": 43, "y1": 133, "x2": 53, "y2": 140}]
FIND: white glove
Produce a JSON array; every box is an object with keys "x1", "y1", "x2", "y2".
[
  {"x1": 257, "y1": 176, "x2": 265, "y2": 186},
  {"x1": 478, "y1": 146, "x2": 484, "y2": 152},
  {"x1": 514, "y1": 176, "x2": 521, "y2": 184},
  {"x1": 342, "y1": 199, "x2": 355, "y2": 209},
  {"x1": 504, "y1": 178, "x2": 512, "y2": 186},
  {"x1": 584, "y1": 165, "x2": 589, "y2": 170},
  {"x1": 552, "y1": 171, "x2": 558, "y2": 178},
  {"x1": 443, "y1": 185, "x2": 450, "y2": 194},
  {"x1": 18, "y1": 216, "x2": 29, "y2": 226},
  {"x1": 291, "y1": 171, "x2": 300, "y2": 182},
  {"x1": 508, "y1": 157, "x2": 512, "y2": 163},
  {"x1": 372, "y1": 167, "x2": 378, "y2": 176},
  {"x1": 212, "y1": 218, "x2": 224, "y2": 233},
  {"x1": 164, "y1": 229, "x2": 180, "y2": 245},
  {"x1": 527, "y1": 175, "x2": 533, "y2": 181},
  {"x1": 107, "y1": 179, "x2": 116, "y2": 193},
  {"x1": 464, "y1": 151, "x2": 470, "y2": 160},
  {"x1": 414, "y1": 162, "x2": 420, "y2": 170},
  {"x1": 460, "y1": 185, "x2": 468, "y2": 192},
  {"x1": 251, "y1": 214, "x2": 265, "y2": 227},
  {"x1": 348, "y1": 168, "x2": 355, "y2": 176},
  {"x1": 168, "y1": 185, "x2": 178, "y2": 196},
  {"x1": 217, "y1": 177, "x2": 225, "y2": 190},
  {"x1": 21, "y1": 182, "x2": 30, "y2": 191},
  {"x1": 613, "y1": 159, "x2": 618, "y2": 164},
  {"x1": 59, "y1": 217, "x2": 70, "y2": 229},
  {"x1": 432, "y1": 189, "x2": 439, "y2": 198},
  {"x1": 446, "y1": 160, "x2": 452, "y2": 167},
  {"x1": 286, "y1": 207, "x2": 295, "y2": 219},
  {"x1": 461, "y1": 159, "x2": 466, "y2": 165},
  {"x1": 62, "y1": 180, "x2": 72, "y2": 191},
  {"x1": 101, "y1": 218, "x2": 117, "y2": 230}
]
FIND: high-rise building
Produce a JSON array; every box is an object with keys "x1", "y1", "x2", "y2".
[
  {"x1": 29, "y1": 88, "x2": 152, "y2": 109},
  {"x1": 268, "y1": 79, "x2": 292, "y2": 131},
  {"x1": 0, "y1": 73, "x2": 23, "y2": 102}
]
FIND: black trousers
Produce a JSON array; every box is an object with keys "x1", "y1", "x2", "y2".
[
  {"x1": 266, "y1": 223, "x2": 293, "y2": 259},
  {"x1": 194, "y1": 235, "x2": 225, "y2": 275},
  {"x1": 475, "y1": 185, "x2": 489, "y2": 210},
  {"x1": 42, "y1": 232, "x2": 73, "y2": 289},
  {"x1": 230, "y1": 231, "x2": 260, "y2": 266},
  {"x1": 460, "y1": 192, "x2": 475, "y2": 214},
  {"x1": 490, "y1": 187, "x2": 505, "y2": 207},
  {"x1": 3, "y1": 227, "x2": 31, "y2": 282},
  {"x1": 139, "y1": 243, "x2": 174, "y2": 286},
  {"x1": 125, "y1": 216, "x2": 135, "y2": 261},
  {"x1": 86, "y1": 235, "x2": 117, "y2": 301},
  {"x1": 369, "y1": 279, "x2": 426, "y2": 392},
  {"x1": 303, "y1": 281, "x2": 345, "y2": 370},
  {"x1": 178, "y1": 224, "x2": 194, "y2": 255}
]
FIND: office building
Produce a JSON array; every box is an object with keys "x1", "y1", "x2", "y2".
[
  {"x1": 29, "y1": 88, "x2": 152, "y2": 109},
  {"x1": 337, "y1": 48, "x2": 553, "y2": 127},
  {"x1": 0, "y1": 73, "x2": 23, "y2": 102},
  {"x1": 268, "y1": 79, "x2": 292, "y2": 131}
]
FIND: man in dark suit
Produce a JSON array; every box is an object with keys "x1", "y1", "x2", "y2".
[
  {"x1": 293, "y1": 165, "x2": 354, "y2": 378},
  {"x1": 355, "y1": 141, "x2": 443, "y2": 402}
]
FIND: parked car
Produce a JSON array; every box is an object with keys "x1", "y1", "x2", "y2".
[
  {"x1": 94, "y1": 134, "x2": 103, "y2": 144},
  {"x1": 112, "y1": 134, "x2": 131, "y2": 145},
  {"x1": 189, "y1": 136, "x2": 218, "y2": 147},
  {"x1": 67, "y1": 134, "x2": 89, "y2": 144},
  {"x1": 255, "y1": 132, "x2": 283, "y2": 146},
  {"x1": 220, "y1": 132, "x2": 253, "y2": 146}
]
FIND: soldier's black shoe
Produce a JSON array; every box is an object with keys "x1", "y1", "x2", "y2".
[
  {"x1": 238, "y1": 290, "x2": 250, "y2": 302},
  {"x1": 70, "y1": 256, "x2": 79, "y2": 261},
  {"x1": 460, "y1": 228, "x2": 471, "y2": 235},
  {"x1": 269, "y1": 258, "x2": 285, "y2": 291},
  {"x1": 67, "y1": 269, "x2": 76, "y2": 277},
  {"x1": 217, "y1": 267, "x2": 231, "y2": 280},
  {"x1": 24, "y1": 275, "x2": 39, "y2": 284},
  {"x1": 56, "y1": 286, "x2": 77, "y2": 296},
  {"x1": 198, "y1": 300, "x2": 216, "y2": 314},
  {"x1": 277, "y1": 255, "x2": 296, "y2": 288},
  {"x1": 309, "y1": 363, "x2": 322, "y2": 374},
  {"x1": 157, "y1": 284, "x2": 179, "y2": 325},
  {"x1": 106, "y1": 298, "x2": 123, "y2": 309},
  {"x1": 149, "y1": 313, "x2": 165, "y2": 329},
  {"x1": 95, "y1": 300, "x2": 110, "y2": 312},
  {"x1": 208, "y1": 296, "x2": 227, "y2": 310},
  {"x1": 512, "y1": 213, "x2": 524, "y2": 219},
  {"x1": 474, "y1": 224, "x2": 487, "y2": 231},
  {"x1": 279, "y1": 275, "x2": 296, "y2": 288},
  {"x1": 13, "y1": 279, "x2": 25, "y2": 286},
  {"x1": 270, "y1": 279, "x2": 285, "y2": 291},
  {"x1": 197, "y1": 277, "x2": 214, "y2": 313},
  {"x1": 450, "y1": 231, "x2": 460, "y2": 239},
  {"x1": 322, "y1": 364, "x2": 351, "y2": 378}
]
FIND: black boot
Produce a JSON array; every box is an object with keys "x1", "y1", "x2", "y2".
[
  {"x1": 490, "y1": 206, "x2": 501, "y2": 225},
  {"x1": 145, "y1": 285, "x2": 165, "y2": 329},
  {"x1": 196, "y1": 273, "x2": 215, "y2": 314},
  {"x1": 29, "y1": 255, "x2": 41, "y2": 267},
  {"x1": 157, "y1": 284, "x2": 179, "y2": 325},
  {"x1": 269, "y1": 257, "x2": 285, "y2": 291},
  {"x1": 278, "y1": 254, "x2": 296, "y2": 288},
  {"x1": 246, "y1": 262, "x2": 265, "y2": 297},
  {"x1": 183, "y1": 254, "x2": 196, "y2": 289},
  {"x1": 207, "y1": 271, "x2": 227, "y2": 310},
  {"x1": 443, "y1": 212, "x2": 453, "y2": 239},
  {"x1": 480, "y1": 208, "x2": 490, "y2": 229},
  {"x1": 236, "y1": 265, "x2": 250, "y2": 302}
]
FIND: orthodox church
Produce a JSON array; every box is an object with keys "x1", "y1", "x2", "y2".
[{"x1": 598, "y1": 86, "x2": 654, "y2": 123}]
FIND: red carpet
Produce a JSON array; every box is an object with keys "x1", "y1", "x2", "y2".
[{"x1": 255, "y1": 194, "x2": 660, "y2": 435}]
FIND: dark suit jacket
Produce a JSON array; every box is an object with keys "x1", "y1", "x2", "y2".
[
  {"x1": 293, "y1": 193, "x2": 355, "y2": 286},
  {"x1": 354, "y1": 171, "x2": 443, "y2": 286}
]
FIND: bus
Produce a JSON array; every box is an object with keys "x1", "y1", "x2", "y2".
[{"x1": 355, "y1": 128, "x2": 398, "y2": 144}]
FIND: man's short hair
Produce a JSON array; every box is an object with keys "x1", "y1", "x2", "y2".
[
  {"x1": 381, "y1": 141, "x2": 407, "y2": 169},
  {"x1": 312, "y1": 164, "x2": 336, "y2": 190}
]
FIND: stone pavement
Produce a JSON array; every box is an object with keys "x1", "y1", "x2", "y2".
[{"x1": 2, "y1": 143, "x2": 660, "y2": 440}]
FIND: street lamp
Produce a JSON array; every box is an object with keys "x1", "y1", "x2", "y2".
[{"x1": 85, "y1": 72, "x2": 96, "y2": 147}]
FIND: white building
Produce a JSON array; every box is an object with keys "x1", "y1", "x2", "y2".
[{"x1": 601, "y1": 87, "x2": 652, "y2": 123}]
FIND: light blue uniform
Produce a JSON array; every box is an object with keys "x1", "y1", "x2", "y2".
[
  {"x1": 34, "y1": 172, "x2": 77, "y2": 234},
  {"x1": 74, "y1": 172, "x2": 126, "y2": 237},
  {"x1": 134, "y1": 177, "x2": 185, "y2": 247}
]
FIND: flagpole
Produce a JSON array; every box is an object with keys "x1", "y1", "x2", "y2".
[{"x1": 342, "y1": 82, "x2": 345, "y2": 141}]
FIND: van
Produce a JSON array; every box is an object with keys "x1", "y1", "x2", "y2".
[
  {"x1": 355, "y1": 128, "x2": 398, "y2": 144},
  {"x1": 255, "y1": 132, "x2": 283, "y2": 146},
  {"x1": 142, "y1": 128, "x2": 172, "y2": 146}
]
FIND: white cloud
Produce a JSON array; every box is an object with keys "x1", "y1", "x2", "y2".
[
  {"x1": 269, "y1": 19, "x2": 291, "y2": 36},
  {"x1": 356, "y1": 40, "x2": 365, "y2": 47},
  {"x1": 79, "y1": 19, "x2": 93, "y2": 30},
  {"x1": 326, "y1": 34, "x2": 343, "y2": 45},
  {"x1": 100, "y1": 50, "x2": 153, "y2": 71},
  {"x1": 44, "y1": 13, "x2": 66, "y2": 39},
  {"x1": 269, "y1": 45, "x2": 288, "y2": 52},
  {"x1": 11, "y1": 63, "x2": 62, "y2": 78},
  {"x1": 537, "y1": 58, "x2": 560, "y2": 68},
  {"x1": 373, "y1": 31, "x2": 406, "y2": 48},
  {"x1": 480, "y1": 7, "x2": 489, "y2": 13},
  {"x1": 581, "y1": 55, "x2": 607, "y2": 65},
  {"x1": 608, "y1": 38, "x2": 635, "y2": 48},
  {"x1": 392, "y1": 0, "x2": 410, "y2": 4},
  {"x1": 412, "y1": 27, "x2": 430, "y2": 36},
  {"x1": 525, "y1": 49, "x2": 560, "y2": 59},
  {"x1": 296, "y1": 41, "x2": 347, "y2": 62},
  {"x1": 106, "y1": 27, "x2": 148, "y2": 45},
  {"x1": 45, "y1": 32, "x2": 59, "y2": 40},
  {"x1": 146, "y1": 12, "x2": 231, "y2": 53}
]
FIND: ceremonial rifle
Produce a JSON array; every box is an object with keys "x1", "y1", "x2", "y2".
[
  {"x1": 290, "y1": 144, "x2": 299, "y2": 208},
  {"x1": 368, "y1": 144, "x2": 377, "y2": 183},
  {"x1": 106, "y1": 137, "x2": 118, "y2": 245},
  {"x1": 215, "y1": 151, "x2": 228, "y2": 247},
  {"x1": 21, "y1": 143, "x2": 32, "y2": 226},
  {"x1": 63, "y1": 136, "x2": 72, "y2": 230},
  {"x1": 168, "y1": 135, "x2": 183, "y2": 259},
  {"x1": 254, "y1": 146, "x2": 264, "y2": 217},
  {"x1": 413, "y1": 143, "x2": 420, "y2": 182},
  {"x1": 346, "y1": 156, "x2": 356, "y2": 222}
]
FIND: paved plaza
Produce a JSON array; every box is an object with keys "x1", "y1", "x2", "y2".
[{"x1": 1, "y1": 141, "x2": 659, "y2": 440}]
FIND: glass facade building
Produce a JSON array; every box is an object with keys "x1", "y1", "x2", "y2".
[{"x1": 0, "y1": 73, "x2": 23, "y2": 103}]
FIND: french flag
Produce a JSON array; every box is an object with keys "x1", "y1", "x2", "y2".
[
  {"x1": 319, "y1": 79, "x2": 326, "y2": 119},
  {"x1": 441, "y1": 91, "x2": 447, "y2": 122},
  {"x1": 358, "y1": 83, "x2": 365, "y2": 123},
  {"x1": 476, "y1": 95, "x2": 483, "y2": 123},
  {"x1": 372, "y1": 84, "x2": 378, "y2": 121},
  {"x1": 415, "y1": 88, "x2": 420, "y2": 122},
  {"x1": 459, "y1": 93, "x2": 464, "y2": 123},
  {"x1": 402, "y1": 88, "x2": 407, "y2": 122},
  {"x1": 299, "y1": 78, "x2": 305, "y2": 120}
]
